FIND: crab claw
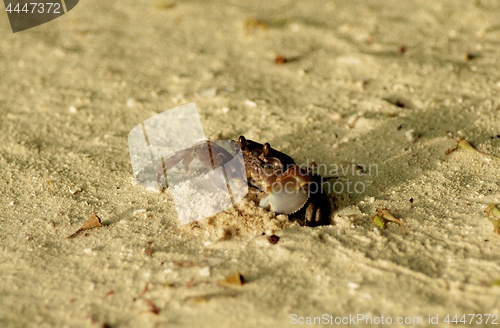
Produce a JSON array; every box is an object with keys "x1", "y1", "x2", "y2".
[{"x1": 259, "y1": 166, "x2": 312, "y2": 214}]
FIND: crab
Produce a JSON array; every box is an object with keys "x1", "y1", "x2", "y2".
[{"x1": 159, "y1": 136, "x2": 332, "y2": 226}]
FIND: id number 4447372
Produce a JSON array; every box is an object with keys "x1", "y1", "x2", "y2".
[
  {"x1": 444, "y1": 314, "x2": 498, "y2": 325},
  {"x1": 5, "y1": 2, "x2": 62, "y2": 14}
]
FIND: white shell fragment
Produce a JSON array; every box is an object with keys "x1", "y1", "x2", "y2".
[
  {"x1": 405, "y1": 129, "x2": 419, "y2": 143},
  {"x1": 133, "y1": 209, "x2": 147, "y2": 215},
  {"x1": 244, "y1": 99, "x2": 257, "y2": 108},
  {"x1": 69, "y1": 186, "x2": 82, "y2": 195}
]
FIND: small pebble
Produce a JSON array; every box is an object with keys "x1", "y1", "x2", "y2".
[
  {"x1": 275, "y1": 54, "x2": 287, "y2": 65},
  {"x1": 126, "y1": 98, "x2": 137, "y2": 108},
  {"x1": 198, "y1": 266, "x2": 211, "y2": 278},
  {"x1": 405, "y1": 129, "x2": 419, "y2": 143},
  {"x1": 69, "y1": 105, "x2": 78, "y2": 113},
  {"x1": 133, "y1": 209, "x2": 147, "y2": 216},
  {"x1": 144, "y1": 246, "x2": 153, "y2": 257},
  {"x1": 69, "y1": 186, "x2": 82, "y2": 195},
  {"x1": 364, "y1": 196, "x2": 375, "y2": 204},
  {"x1": 54, "y1": 48, "x2": 65, "y2": 58},
  {"x1": 346, "y1": 113, "x2": 361, "y2": 128},
  {"x1": 198, "y1": 87, "x2": 217, "y2": 98},
  {"x1": 347, "y1": 282, "x2": 360, "y2": 290},
  {"x1": 244, "y1": 99, "x2": 257, "y2": 108}
]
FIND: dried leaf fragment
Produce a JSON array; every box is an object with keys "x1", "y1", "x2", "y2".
[
  {"x1": 491, "y1": 279, "x2": 500, "y2": 287},
  {"x1": 155, "y1": 0, "x2": 176, "y2": 9},
  {"x1": 372, "y1": 215, "x2": 386, "y2": 229},
  {"x1": 244, "y1": 18, "x2": 269, "y2": 33},
  {"x1": 186, "y1": 295, "x2": 208, "y2": 303},
  {"x1": 445, "y1": 138, "x2": 473, "y2": 155},
  {"x1": 244, "y1": 18, "x2": 288, "y2": 34},
  {"x1": 485, "y1": 204, "x2": 500, "y2": 235},
  {"x1": 456, "y1": 138, "x2": 476, "y2": 151},
  {"x1": 104, "y1": 290, "x2": 115, "y2": 298},
  {"x1": 446, "y1": 138, "x2": 500, "y2": 160},
  {"x1": 275, "y1": 55, "x2": 288, "y2": 65},
  {"x1": 485, "y1": 204, "x2": 500, "y2": 218},
  {"x1": 140, "y1": 282, "x2": 150, "y2": 297},
  {"x1": 142, "y1": 298, "x2": 161, "y2": 315},
  {"x1": 219, "y1": 272, "x2": 245, "y2": 286},
  {"x1": 67, "y1": 213, "x2": 102, "y2": 239},
  {"x1": 144, "y1": 242, "x2": 154, "y2": 257},
  {"x1": 372, "y1": 209, "x2": 408, "y2": 235},
  {"x1": 173, "y1": 261, "x2": 195, "y2": 268}
]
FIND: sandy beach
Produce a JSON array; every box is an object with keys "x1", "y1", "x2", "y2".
[{"x1": 1, "y1": 0, "x2": 500, "y2": 327}]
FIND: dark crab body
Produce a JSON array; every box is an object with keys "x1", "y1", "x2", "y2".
[
  {"x1": 236, "y1": 136, "x2": 332, "y2": 226},
  {"x1": 162, "y1": 136, "x2": 332, "y2": 226}
]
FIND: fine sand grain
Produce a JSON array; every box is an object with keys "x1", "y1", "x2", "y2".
[{"x1": 1, "y1": 0, "x2": 500, "y2": 327}]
